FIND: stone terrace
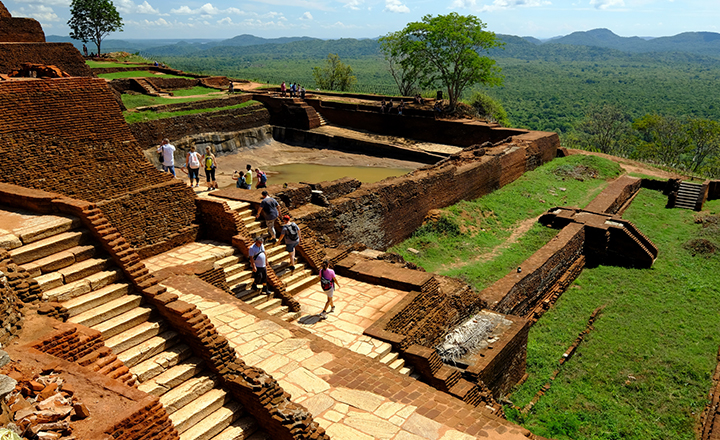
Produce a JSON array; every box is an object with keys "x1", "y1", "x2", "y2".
[{"x1": 161, "y1": 275, "x2": 535, "y2": 440}]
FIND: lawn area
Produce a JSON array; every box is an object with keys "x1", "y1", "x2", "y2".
[
  {"x1": 86, "y1": 61, "x2": 149, "y2": 68},
  {"x1": 170, "y1": 87, "x2": 223, "y2": 97},
  {"x1": 391, "y1": 154, "x2": 622, "y2": 291},
  {"x1": 505, "y1": 190, "x2": 720, "y2": 440},
  {"x1": 97, "y1": 71, "x2": 193, "y2": 79},
  {"x1": 122, "y1": 94, "x2": 210, "y2": 109},
  {"x1": 124, "y1": 100, "x2": 260, "y2": 124}
]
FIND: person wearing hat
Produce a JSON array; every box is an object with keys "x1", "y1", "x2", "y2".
[
  {"x1": 277, "y1": 215, "x2": 301, "y2": 270},
  {"x1": 256, "y1": 191, "x2": 280, "y2": 243},
  {"x1": 248, "y1": 236, "x2": 269, "y2": 293}
]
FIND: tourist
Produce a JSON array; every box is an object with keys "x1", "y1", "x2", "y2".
[
  {"x1": 276, "y1": 215, "x2": 300, "y2": 270},
  {"x1": 281, "y1": 81, "x2": 286, "y2": 97},
  {"x1": 82, "y1": 44, "x2": 88, "y2": 57},
  {"x1": 157, "y1": 138, "x2": 176, "y2": 177},
  {"x1": 248, "y1": 237, "x2": 270, "y2": 294},
  {"x1": 398, "y1": 101, "x2": 405, "y2": 116},
  {"x1": 232, "y1": 170, "x2": 247, "y2": 188},
  {"x1": 290, "y1": 83, "x2": 296, "y2": 97},
  {"x1": 255, "y1": 168, "x2": 268, "y2": 189},
  {"x1": 185, "y1": 145, "x2": 201, "y2": 187},
  {"x1": 319, "y1": 259, "x2": 340, "y2": 317},
  {"x1": 256, "y1": 191, "x2": 280, "y2": 243},
  {"x1": 388, "y1": 99, "x2": 394, "y2": 113},
  {"x1": 380, "y1": 98, "x2": 386, "y2": 113},
  {"x1": 244, "y1": 164, "x2": 253, "y2": 189},
  {"x1": 300, "y1": 86, "x2": 306, "y2": 99},
  {"x1": 202, "y1": 147, "x2": 218, "y2": 190},
  {"x1": 228, "y1": 82, "x2": 234, "y2": 94}
]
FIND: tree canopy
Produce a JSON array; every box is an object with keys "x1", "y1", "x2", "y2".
[
  {"x1": 380, "y1": 13, "x2": 504, "y2": 110},
  {"x1": 68, "y1": 0, "x2": 123, "y2": 56},
  {"x1": 312, "y1": 53, "x2": 357, "y2": 91}
]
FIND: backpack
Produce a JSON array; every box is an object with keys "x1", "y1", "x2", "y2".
[
  {"x1": 259, "y1": 172, "x2": 267, "y2": 184},
  {"x1": 320, "y1": 270, "x2": 333, "y2": 291},
  {"x1": 205, "y1": 155, "x2": 214, "y2": 170},
  {"x1": 286, "y1": 223, "x2": 298, "y2": 241},
  {"x1": 188, "y1": 152, "x2": 200, "y2": 168}
]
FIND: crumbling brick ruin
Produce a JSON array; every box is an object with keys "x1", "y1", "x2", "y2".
[{"x1": 0, "y1": 4, "x2": 693, "y2": 440}]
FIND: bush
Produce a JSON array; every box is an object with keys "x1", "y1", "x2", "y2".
[{"x1": 467, "y1": 91, "x2": 510, "y2": 126}]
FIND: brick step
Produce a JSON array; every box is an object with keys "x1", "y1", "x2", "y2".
[
  {"x1": 214, "y1": 255, "x2": 240, "y2": 270},
  {"x1": 379, "y1": 351, "x2": 399, "y2": 365},
  {"x1": 64, "y1": 282, "x2": 131, "y2": 317},
  {"x1": 130, "y1": 343, "x2": 193, "y2": 383},
  {"x1": 21, "y1": 244, "x2": 97, "y2": 277},
  {"x1": 180, "y1": 400, "x2": 243, "y2": 440},
  {"x1": 388, "y1": 357, "x2": 406, "y2": 370},
  {"x1": 213, "y1": 416, "x2": 258, "y2": 440},
  {"x1": 399, "y1": 365, "x2": 414, "y2": 376},
  {"x1": 9, "y1": 230, "x2": 89, "y2": 265},
  {"x1": 255, "y1": 298, "x2": 282, "y2": 314},
  {"x1": 69, "y1": 293, "x2": 143, "y2": 328},
  {"x1": 170, "y1": 388, "x2": 231, "y2": 434},
  {"x1": 93, "y1": 305, "x2": 154, "y2": 340},
  {"x1": 285, "y1": 273, "x2": 318, "y2": 296},
  {"x1": 369, "y1": 342, "x2": 393, "y2": 360},
  {"x1": 137, "y1": 357, "x2": 205, "y2": 397},
  {"x1": 160, "y1": 373, "x2": 218, "y2": 415},
  {"x1": 117, "y1": 330, "x2": 180, "y2": 368}
]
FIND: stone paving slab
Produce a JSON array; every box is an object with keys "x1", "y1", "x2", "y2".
[
  {"x1": 142, "y1": 240, "x2": 235, "y2": 273},
  {"x1": 0, "y1": 205, "x2": 80, "y2": 250},
  {"x1": 168, "y1": 282, "x2": 534, "y2": 440}
]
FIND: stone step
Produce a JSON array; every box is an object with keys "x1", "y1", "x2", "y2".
[
  {"x1": 104, "y1": 318, "x2": 166, "y2": 353},
  {"x1": 179, "y1": 400, "x2": 243, "y2": 440},
  {"x1": 9, "y1": 230, "x2": 88, "y2": 265},
  {"x1": 284, "y1": 273, "x2": 318, "y2": 296},
  {"x1": 245, "y1": 294, "x2": 271, "y2": 307},
  {"x1": 69, "y1": 293, "x2": 143, "y2": 328},
  {"x1": 8, "y1": 215, "x2": 80, "y2": 246},
  {"x1": 225, "y1": 200, "x2": 251, "y2": 211},
  {"x1": 35, "y1": 272, "x2": 64, "y2": 292},
  {"x1": 274, "y1": 262, "x2": 306, "y2": 277},
  {"x1": 170, "y1": 388, "x2": 230, "y2": 434},
  {"x1": 379, "y1": 351, "x2": 399, "y2": 365},
  {"x1": 225, "y1": 264, "x2": 252, "y2": 280},
  {"x1": 137, "y1": 357, "x2": 205, "y2": 396},
  {"x1": 117, "y1": 330, "x2": 179, "y2": 368},
  {"x1": 43, "y1": 277, "x2": 92, "y2": 302},
  {"x1": 58, "y1": 257, "x2": 112, "y2": 284},
  {"x1": 255, "y1": 298, "x2": 282, "y2": 313},
  {"x1": 399, "y1": 365, "x2": 414, "y2": 376},
  {"x1": 160, "y1": 374, "x2": 217, "y2": 415},
  {"x1": 213, "y1": 416, "x2": 258, "y2": 440},
  {"x1": 280, "y1": 311, "x2": 301, "y2": 322},
  {"x1": 64, "y1": 282, "x2": 131, "y2": 317},
  {"x1": 93, "y1": 305, "x2": 154, "y2": 340},
  {"x1": 376, "y1": 342, "x2": 393, "y2": 359},
  {"x1": 21, "y1": 244, "x2": 97, "y2": 277},
  {"x1": 245, "y1": 431, "x2": 271, "y2": 440},
  {"x1": 269, "y1": 305, "x2": 289, "y2": 317},
  {"x1": 130, "y1": 343, "x2": 193, "y2": 383},
  {"x1": 388, "y1": 358, "x2": 405, "y2": 370},
  {"x1": 214, "y1": 255, "x2": 240, "y2": 270},
  {"x1": 280, "y1": 268, "x2": 313, "y2": 287},
  {"x1": 231, "y1": 286, "x2": 260, "y2": 301}
]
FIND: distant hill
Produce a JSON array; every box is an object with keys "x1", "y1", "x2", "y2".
[{"x1": 218, "y1": 34, "x2": 316, "y2": 47}]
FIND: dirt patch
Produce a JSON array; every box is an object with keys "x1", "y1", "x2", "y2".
[
  {"x1": 553, "y1": 164, "x2": 598, "y2": 181},
  {"x1": 568, "y1": 149, "x2": 687, "y2": 180},
  {"x1": 684, "y1": 239, "x2": 716, "y2": 257}
]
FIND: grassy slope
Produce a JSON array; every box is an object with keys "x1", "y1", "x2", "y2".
[
  {"x1": 124, "y1": 100, "x2": 260, "y2": 124},
  {"x1": 97, "y1": 71, "x2": 193, "y2": 79},
  {"x1": 391, "y1": 155, "x2": 621, "y2": 291},
  {"x1": 506, "y1": 191, "x2": 720, "y2": 440}
]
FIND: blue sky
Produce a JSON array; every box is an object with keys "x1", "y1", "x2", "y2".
[{"x1": 6, "y1": 0, "x2": 719, "y2": 40}]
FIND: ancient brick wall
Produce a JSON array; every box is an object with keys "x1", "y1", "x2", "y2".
[
  {"x1": 195, "y1": 197, "x2": 245, "y2": 243},
  {"x1": 0, "y1": 251, "x2": 23, "y2": 346},
  {"x1": 145, "y1": 77, "x2": 199, "y2": 90},
  {"x1": 0, "y1": 43, "x2": 92, "y2": 76},
  {"x1": 708, "y1": 181, "x2": 720, "y2": 201},
  {"x1": 585, "y1": 175, "x2": 642, "y2": 214},
  {"x1": 305, "y1": 98, "x2": 544, "y2": 147},
  {"x1": 0, "y1": 1, "x2": 10, "y2": 17},
  {"x1": 292, "y1": 138, "x2": 558, "y2": 250},
  {"x1": 483, "y1": 223, "x2": 585, "y2": 316},
  {"x1": 129, "y1": 105, "x2": 270, "y2": 148},
  {"x1": 0, "y1": 78, "x2": 199, "y2": 258},
  {"x1": 0, "y1": 18, "x2": 45, "y2": 42}
]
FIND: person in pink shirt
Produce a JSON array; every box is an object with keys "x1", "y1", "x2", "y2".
[{"x1": 319, "y1": 259, "x2": 340, "y2": 318}]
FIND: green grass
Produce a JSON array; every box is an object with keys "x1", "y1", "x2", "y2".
[
  {"x1": 390, "y1": 155, "x2": 622, "y2": 291},
  {"x1": 97, "y1": 71, "x2": 193, "y2": 79},
  {"x1": 506, "y1": 191, "x2": 720, "y2": 440},
  {"x1": 170, "y1": 86, "x2": 223, "y2": 97},
  {"x1": 85, "y1": 60, "x2": 149, "y2": 68},
  {"x1": 124, "y1": 100, "x2": 260, "y2": 124},
  {"x1": 121, "y1": 94, "x2": 212, "y2": 109}
]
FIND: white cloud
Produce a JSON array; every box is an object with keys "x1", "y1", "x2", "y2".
[
  {"x1": 300, "y1": 11, "x2": 313, "y2": 20},
  {"x1": 116, "y1": 0, "x2": 159, "y2": 14},
  {"x1": 341, "y1": 0, "x2": 362, "y2": 10},
  {"x1": 218, "y1": 16, "x2": 232, "y2": 24},
  {"x1": 589, "y1": 0, "x2": 624, "y2": 9},
  {"x1": 451, "y1": 0, "x2": 476, "y2": 8},
  {"x1": 170, "y1": 5, "x2": 194, "y2": 14},
  {"x1": 11, "y1": 5, "x2": 60, "y2": 21},
  {"x1": 476, "y1": 0, "x2": 551, "y2": 12},
  {"x1": 17, "y1": 0, "x2": 69, "y2": 5},
  {"x1": 384, "y1": 0, "x2": 409, "y2": 12}
]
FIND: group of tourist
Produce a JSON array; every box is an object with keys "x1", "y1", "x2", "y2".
[
  {"x1": 379, "y1": 99, "x2": 405, "y2": 115},
  {"x1": 280, "y1": 81, "x2": 306, "y2": 99},
  {"x1": 156, "y1": 138, "x2": 339, "y2": 318}
]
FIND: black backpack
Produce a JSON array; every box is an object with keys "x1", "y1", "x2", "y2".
[{"x1": 286, "y1": 223, "x2": 299, "y2": 241}]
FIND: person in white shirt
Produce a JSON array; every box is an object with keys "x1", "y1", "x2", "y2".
[
  {"x1": 157, "y1": 138, "x2": 176, "y2": 176},
  {"x1": 185, "y1": 145, "x2": 201, "y2": 187}
]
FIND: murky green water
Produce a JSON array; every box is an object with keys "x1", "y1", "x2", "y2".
[{"x1": 262, "y1": 164, "x2": 413, "y2": 185}]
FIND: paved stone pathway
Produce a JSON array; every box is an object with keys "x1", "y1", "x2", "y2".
[{"x1": 142, "y1": 240, "x2": 235, "y2": 273}]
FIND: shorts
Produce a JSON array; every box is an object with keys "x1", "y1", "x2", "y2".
[
  {"x1": 206, "y1": 168, "x2": 216, "y2": 182},
  {"x1": 323, "y1": 285, "x2": 334, "y2": 298},
  {"x1": 285, "y1": 240, "x2": 299, "y2": 253},
  {"x1": 188, "y1": 167, "x2": 199, "y2": 181},
  {"x1": 254, "y1": 266, "x2": 267, "y2": 285}
]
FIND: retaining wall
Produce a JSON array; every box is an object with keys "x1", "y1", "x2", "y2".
[
  {"x1": 0, "y1": 17, "x2": 45, "y2": 42},
  {"x1": 0, "y1": 43, "x2": 92, "y2": 76}
]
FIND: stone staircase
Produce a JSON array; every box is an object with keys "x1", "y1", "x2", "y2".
[
  {"x1": 210, "y1": 199, "x2": 317, "y2": 321},
  {"x1": 675, "y1": 181, "x2": 704, "y2": 210},
  {"x1": 133, "y1": 78, "x2": 171, "y2": 97},
  {"x1": 5, "y1": 213, "x2": 266, "y2": 440},
  {"x1": 315, "y1": 111, "x2": 328, "y2": 126}
]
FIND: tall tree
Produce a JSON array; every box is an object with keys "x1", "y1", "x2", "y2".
[
  {"x1": 312, "y1": 54, "x2": 357, "y2": 92},
  {"x1": 379, "y1": 31, "x2": 420, "y2": 96},
  {"x1": 633, "y1": 114, "x2": 689, "y2": 167},
  {"x1": 686, "y1": 119, "x2": 720, "y2": 173},
  {"x1": 578, "y1": 104, "x2": 632, "y2": 155},
  {"x1": 381, "y1": 13, "x2": 503, "y2": 111},
  {"x1": 68, "y1": 0, "x2": 123, "y2": 56}
]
